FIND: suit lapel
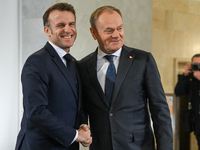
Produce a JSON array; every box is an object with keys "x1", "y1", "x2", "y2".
[
  {"x1": 111, "y1": 45, "x2": 135, "y2": 105},
  {"x1": 44, "y1": 42, "x2": 78, "y2": 100},
  {"x1": 86, "y1": 49, "x2": 109, "y2": 108}
]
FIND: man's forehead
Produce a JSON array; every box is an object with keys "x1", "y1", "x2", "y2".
[
  {"x1": 49, "y1": 11, "x2": 75, "y2": 23},
  {"x1": 97, "y1": 13, "x2": 122, "y2": 27},
  {"x1": 193, "y1": 57, "x2": 200, "y2": 62},
  {"x1": 49, "y1": 10, "x2": 75, "y2": 19},
  {"x1": 98, "y1": 11, "x2": 121, "y2": 20}
]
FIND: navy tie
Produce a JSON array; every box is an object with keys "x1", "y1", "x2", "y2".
[
  {"x1": 104, "y1": 55, "x2": 116, "y2": 105},
  {"x1": 63, "y1": 54, "x2": 77, "y2": 83}
]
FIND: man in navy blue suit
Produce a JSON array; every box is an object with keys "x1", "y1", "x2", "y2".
[{"x1": 15, "y1": 3, "x2": 92, "y2": 150}]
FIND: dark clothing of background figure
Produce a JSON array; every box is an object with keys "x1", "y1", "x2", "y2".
[
  {"x1": 15, "y1": 42, "x2": 86, "y2": 150},
  {"x1": 175, "y1": 73, "x2": 200, "y2": 148},
  {"x1": 78, "y1": 45, "x2": 173, "y2": 150}
]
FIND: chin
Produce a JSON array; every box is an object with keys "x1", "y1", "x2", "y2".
[
  {"x1": 111, "y1": 44, "x2": 123, "y2": 49},
  {"x1": 111, "y1": 47, "x2": 121, "y2": 51}
]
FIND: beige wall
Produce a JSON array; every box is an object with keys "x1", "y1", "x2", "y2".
[
  {"x1": 153, "y1": 1, "x2": 200, "y2": 149},
  {"x1": 152, "y1": 0, "x2": 200, "y2": 94}
]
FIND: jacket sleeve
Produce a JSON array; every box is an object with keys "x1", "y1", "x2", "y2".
[
  {"x1": 77, "y1": 61, "x2": 89, "y2": 125},
  {"x1": 144, "y1": 53, "x2": 173, "y2": 150},
  {"x1": 21, "y1": 55, "x2": 76, "y2": 148},
  {"x1": 174, "y1": 74, "x2": 191, "y2": 96}
]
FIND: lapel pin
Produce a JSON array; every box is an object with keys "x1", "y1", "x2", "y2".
[{"x1": 129, "y1": 56, "x2": 133, "y2": 59}]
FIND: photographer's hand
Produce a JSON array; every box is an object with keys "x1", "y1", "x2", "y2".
[{"x1": 184, "y1": 63, "x2": 192, "y2": 76}]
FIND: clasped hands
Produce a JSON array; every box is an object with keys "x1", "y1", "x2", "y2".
[{"x1": 76, "y1": 124, "x2": 92, "y2": 147}]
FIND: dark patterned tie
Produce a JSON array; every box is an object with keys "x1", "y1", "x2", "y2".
[
  {"x1": 63, "y1": 54, "x2": 77, "y2": 83},
  {"x1": 104, "y1": 55, "x2": 116, "y2": 105}
]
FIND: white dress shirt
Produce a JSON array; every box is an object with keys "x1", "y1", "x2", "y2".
[
  {"x1": 97, "y1": 47, "x2": 122, "y2": 92},
  {"x1": 48, "y1": 41, "x2": 78, "y2": 144},
  {"x1": 48, "y1": 41, "x2": 68, "y2": 65}
]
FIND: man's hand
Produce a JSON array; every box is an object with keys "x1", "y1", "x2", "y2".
[
  {"x1": 81, "y1": 136, "x2": 92, "y2": 147},
  {"x1": 184, "y1": 63, "x2": 192, "y2": 76},
  {"x1": 75, "y1": 124, "x2": 92, "y2": 144},
  {"x1": 79, "y1": 124, "x2": 92, "y2": 147}
]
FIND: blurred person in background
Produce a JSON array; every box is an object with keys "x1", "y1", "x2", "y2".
[{"x1": 175, "y1": 53, "x2": 200, "y2": 149}]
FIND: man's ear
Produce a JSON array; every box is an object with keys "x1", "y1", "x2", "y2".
[
  {"x1": 44, "y1": 26, "x2": 51, "y2": 37},
  {"x1": 90, "y1": 27, "x2": 97, "y2": 40}
]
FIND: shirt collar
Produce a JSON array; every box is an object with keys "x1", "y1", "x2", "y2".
[
  {"x1": 48, "y1": 41, "x2": 68, "y2": 58},
  {"x1": 97, "y1": 47, "x2": 122, "y2": 60}
]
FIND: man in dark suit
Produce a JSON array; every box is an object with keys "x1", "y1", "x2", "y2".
[
  {"x1": 15, "y1": 3, "x2": 92, "y2": 150},
  {"x1": 175, "y1": 54, "x2": 200, "y2": 149},
  {"x1": 78, "y1": 5, "x2": 173, "y2": 150}
]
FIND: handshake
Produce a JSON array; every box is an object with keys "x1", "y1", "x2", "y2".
[{"x1": 75, "y1": 124, "x2": 92, "y2": 147}]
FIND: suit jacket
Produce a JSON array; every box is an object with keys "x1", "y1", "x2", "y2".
[
  {"x1": 15, "y1": 42, "x2": 85, "y2": 150},
  {"x1": 175, "y1": 73, "x2": 200, "y2": 135},
  {"x1": 77, "y1": 45, "x2": 173, "y2": 150}
]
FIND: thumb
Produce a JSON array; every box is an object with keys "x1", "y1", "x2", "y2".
[{"x1": 82, "y1": 124, "x2": 89, "y2": 131}]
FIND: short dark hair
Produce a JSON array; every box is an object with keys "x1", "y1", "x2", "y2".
[
  {"x1": 90, "y1": 5, "x2": 122, "y2": 30},
  {"x1": 192, "y1": 54, "x2": 200, "y2": 61},
  {"x1": 43, "y1": 3, "x2": 76, "y2": 27}
]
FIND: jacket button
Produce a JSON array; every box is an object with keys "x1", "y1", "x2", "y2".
[{"x1": 109, "y1": 113, "x2": 113, "y2": 117}]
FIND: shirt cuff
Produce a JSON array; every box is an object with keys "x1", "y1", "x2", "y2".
[{"x1": 71, "y1": 130, "x2": 78, "y2": 144}]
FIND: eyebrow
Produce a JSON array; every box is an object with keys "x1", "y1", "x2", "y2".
[
  {"x1": 118, "y1": 24, "x2": 123, "y2": 28},
  {"x1": 104, "y1": 24, "x2": 123, "y2": 30}
]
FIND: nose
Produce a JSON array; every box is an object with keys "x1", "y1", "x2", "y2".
[
  {"x1": 64, "y1": 25, "x2": 71, "y2": 33},
  {"x1": 112, "y1": 30, "x2": 119, "y2": 38}
]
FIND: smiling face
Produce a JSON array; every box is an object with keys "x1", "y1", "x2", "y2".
[
  {"x1": 44, "y1": 10, "x2": 77, "y2": 53},
  {"x1": 90, "y1": 10, "x2": 124, "y2": 54}
]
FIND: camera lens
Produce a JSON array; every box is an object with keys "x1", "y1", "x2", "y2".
[{"x1": 191, "y1": 63, "x2": 200, "y2": 71}]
